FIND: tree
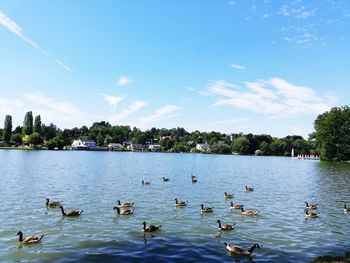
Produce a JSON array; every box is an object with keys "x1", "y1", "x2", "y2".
[
  {"x1": 3, "y1": 115, "x2": 12, "y2": 142},
  {"x1": 29, "y1": 132, "x2": 43, "y2": 145},
  {"x1": 34, "y1": 115, "x2": 42, "y2": 134},
  {"x1": 11, "y1": 133, "x2": 22, "y2": 144},
  {"x1": 313, "y1": 106, "x2": 350, "y2": 161},
  {"x1": 23, "y1": 111, "x2": 33, "y2": 135},
  {"x1": 232, "y1": 136, "x2": 250, "y2": 155}
]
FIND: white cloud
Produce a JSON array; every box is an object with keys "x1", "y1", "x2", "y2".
[
  {"x1": 207, "y1": 77, "x2": 337, "y2": 118},
  {"x1": 110, "y1": 101, "x2": 147, "y2": 122},
  {"x1": 117, "y1": 76, "x2": 132, "y2": 86},
  {"x1": 187, "y1": 86, "x2": 195, "y2": 91},
  {"x1": 56, "y1": 59, "x2": 72, "y2": 72},
  {"x1": 140, "y1": 104, "x2": 182, "y2": 123},
  {"x1": 100, "y1": 93, "x2": 123, "y2": 110},
  {"x1": 208, "y1": 118, "x2": 249, "y2": 126},
  {"x1": 231, "y1": 64, "x2": 246, "y2": 70}
]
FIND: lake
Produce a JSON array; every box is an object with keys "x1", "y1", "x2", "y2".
[{"x1": 0, "y1": 150, "x2": 350, "y2": 262}]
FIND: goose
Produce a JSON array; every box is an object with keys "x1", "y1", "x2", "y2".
[
  {"x1": 344, "y1": 204, "x2": 350, "y2": 213},
  {"x1": 224, "y1": 243, "x2": 261, "y2": 256},
  {"x1": 305, "y1": 201, "x2": 317, "y2": 209},
  {"x1": 113, "y1": 206, "x2": 134, "y2": 215},
  {"x1": 142, "y1": 221, "x2": 161, "y2": 232},
  {"x1": 305, "y1": 209, "x2": 318, "y2": 218},
  {"x1": 16, "y1": 231, "x2": 44, "y2": 244},
  {"x1": 175, "y1": 198, "x2": 188, "y2": 207},
  {"x1": 142, "y1": 180, "x2": 150, "y2": 185},
  {"x1": 191, "y1": 175, "x2": 197, "y2": 183},
  {"x1": 45, "y1": 198, "x2": 61, "y2": 207},
  {"x1": 59, "y1": 205, "x2": 83, "y2": 217},
  {"x1": 224, "y1": 192, "x2": 233, "y2": 199},
  {"x1": 245, "y1": 186, "x2": 254, "y2": 192},
  {"x1": 201, "y1": 204, "x2": 214, "y2": 213},
  {"x1": 117, "y1": 200, "x2": 134, "y2": 208},
  {"x1": 230, "y1": 201, "x2": 243, "y2": 210},
  {"x1": 217, "y1": 220, "x2": 235, "y2": 231},
  {"x1": 163, "y1": 177, "x2": 170, "y2": 182},
  {"x1": 241, "y1": 206, "x2": 258, "y2": 216}
]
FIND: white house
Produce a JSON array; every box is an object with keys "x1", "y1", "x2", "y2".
[
  {"x1": 148, "y1": 144, "x2": 161, "y2": 152},
  {"x1": 71, "y1": 139, "x2": 97, "y2": 150},
  {"x1": 127, "y1": 143, "x2": 144, "y2": 151},
  {"x1": 108, "y1": 143, "x2": 124, "y2": 150},
  {"x1": 196, "y1": 143, "x2": 210, "y2": 152}
]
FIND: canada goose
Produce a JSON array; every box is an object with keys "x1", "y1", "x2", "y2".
[
  {"x1": 175, "y1": 198, "x2": 188, "y2": 207},
  {"x1": 201, "y1": 204, "x2": 214, "y2": 213},
  {"x1": 191, "y1": 175, "x2": 197, "y2": 183},
  {"x1": 230, "y1": 201, "x2": 243, "y2": 209},
  {"x1": 305, "y1": 201, "x2": 317, "y2": 209},
  {"x1": 163, "y1": 177, "x2": 170, "y2": 182},
  {"x1": 59, "y1": 205, "x2": 83, "y2": 217},
  {"x1": 217, "y1": 220, "x2": 235, "y2": 230},
  {"x1": 305, "y1": 209, "x2": 318, "y2": 218},
  {"x1": 224, "y1": 192, "x2": 233, "y2": 199},
  {"x1": 241, "y1": 206, "x2": 258, "y2": 216},
  {"x1": 117, "y1": 200, "x2": 134, "y2": 208},
  {"x1": 142, "y1": 221, "x2": 161, "y2": 232},
  {"x1": 45, "y1": 198, "x2": 61, "y2": 207},
  {"x1": 224, "y1": 243, "x2": 261, "y2": 256},
  {"x1": 245, "y1": 186, "x2": 254, "y2": 192},
  {"x1": 113, "y1": 206, "x2": 134, "y2": 215},
  {"x1": 142, "y1": 180, "x2": 150, "y2": 185},
  {"x1": 16, "y1": 231, "x2": 44, "y2": 244},
  {"x1": 344, "y1": 204, "x2": 350, "y2": 213}
]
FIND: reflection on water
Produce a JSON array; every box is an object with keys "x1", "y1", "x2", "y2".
[{"x1": 0, "y1": 150, "x2": 350, "y2": 262}]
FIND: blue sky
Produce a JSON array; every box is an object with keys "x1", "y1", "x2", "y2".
[{"x1": 0, "y1": 0, "x2": 349, "y2": 138}]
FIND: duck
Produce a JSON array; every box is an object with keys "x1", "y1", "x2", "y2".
[
  {"x1": 191, "y1": 175, "x2": 197, "y2": 183},
  {"x1": 245, "y1": 186, "x2": 254, "y2": 192},
  {"x1": 175, "y1": 198, "x2": 188, "y2": 207},
  {"x1": 16, "y1": 231, "x2": 44, "y2": 244},
  {"x1": 113, "y1": 206, "x2": 134, "y2": 215},
  {"x1": 117, "y1": 200, "x2": 134, "y2": 208},
  {"x1": 45, "y1": 198, "x2": 61, "y2": 207},
  {"x1": 241, "y1": 206, "x2": 258, "y2": 216},
  {"x1": 224, "y1": 192, "x2": 233, "y2": 199},
  {"x1": 59, "y1": 205, "x2": 83, "y2": 217},
  {"x1": 344, "y1": 204, "x2": 350, "y2": 213},
  {"x1": 162, "y1": 177, "x2": 170, "y2": 182},
  {"x1": 230, "y1": 201, "x2": 243, "y2": 210},
  {"x1": 224, "y1": 243, "x2": 261, "y2": 256},
  {"x1": 217, "y1": 220, "x2": 235, "y2": 231},
  {"x1": 142, "y1": 221, "x2": 161, "y2": 232},
  {"x1": 201, "y1": 204, "x2": 214, "y2": 213},
  {"x1": 142, "y1": 180, "x2": 150, "y2": 185},
  {"x1": 305, "y1": 201, "x2": 317, "y2": 209},
  {"x1": 305, "y1": 209, "x2": 318, "y2": 218}
]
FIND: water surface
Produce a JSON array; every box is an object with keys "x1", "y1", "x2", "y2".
[{"x1": 1, "y1": 150, "x2": 350, "y2": 262}]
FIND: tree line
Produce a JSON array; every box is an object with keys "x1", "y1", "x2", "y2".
[{"x1": 1, "y1": 106, "x2": 349, "y2": 161}]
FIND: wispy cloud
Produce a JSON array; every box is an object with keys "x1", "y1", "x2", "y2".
[
  {"x1": 100, "y1": 93, "x2": 124, "y2": 110},
  {"x1": 140, "y1": 104, "x2": 182, "y2": 123},
  {"x1": 186, "y1": 86, "x2": 195, "y2": 91},
  {"x1": 207, "y1": 77, "x2": 337, "y2": 118},
  {"x1": 231, "y1": 64, "x2": 246, "y2": 70},
  {"x1": 117, "y1": 76, "x2": 132, "y2": 86},
  {"x1": 208, "y1": 118, "x2": 249, "y2": 126},
  {"x1": 110, "y1": 101, "x2": 147, "y2": 122},
  {"x1": 0, "y1": 10, "x2": 72, "y2": 71},
  {"x1": 56, "y1": 59, "x2": 72, "y2": 72}
]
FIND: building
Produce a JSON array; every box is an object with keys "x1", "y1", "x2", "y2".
[
  {"x1": 196, "y1": 143, "x2": 210, "y2": 152},
  {"x1": 127, "y1": 143, "x2": 144, "y2": 151},
  {"x1": 108, "y1": 143, "x2": 124, "y2": 151},
  {"x1": 148, "y1": 144, "x2": 161, "y2": 152},
  {"x1": 71, "y1": 139, "x2": 97, "y2": 150}
]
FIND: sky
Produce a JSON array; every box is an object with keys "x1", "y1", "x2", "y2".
[{"x1": 0, "y1": 0, "x2": 349, "y2": 138}]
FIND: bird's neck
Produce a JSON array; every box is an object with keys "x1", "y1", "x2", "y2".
[
  {"x1": 18, "y1": 233, "x2": 23, "y2": 242},
  {"x1": 248, "y1": 244, "x2": 257, "y2": 254},
  {"x1": 60, "y1": 207, "x2": 66, "y2": 215},
  {"x1": 218, "y1": 221, "x2": 222, "y2": 228}
]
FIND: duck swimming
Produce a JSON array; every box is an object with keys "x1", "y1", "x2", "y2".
[
  {"x1": 217, "y1": 220, "x2": 235, "y2": 230},
  {"x1": 224, "y1": 243, "x2": 261, "y2": 256},
  {"x1": 142, "y1": 221, "x2": 161, "y2": 232},
  {"x1": 59, "y1": 205, "x2": 83, "y2": 217},
  {"x1": 16, "y1": 231, "x2": 44, "y2": 244}
]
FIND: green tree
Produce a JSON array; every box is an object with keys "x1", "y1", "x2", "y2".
[
  {"x1": 23, "y1": 111, "x2": 33, "y2": 135},
  {"x1": 11, "y1": 133, "x2": 22, "y2": 144},
  {"x1": 314, "y1": 106, "x2": 350, "y2": 161},
  {"x1": 22, "y1": 135, "x2": 30, "y2": 145},
  {"x1": 34, "y1": 115, "x2": 42, "y2": 134},
  {"x1": 29, "y1": 132, "x2": 43, "y2": 145},
  {"x1": 3, "y1": 115, "x2": 12, "y2": 142},
  {"x1": 232, "y1": 136, "x2": 250, "y2": 155}
]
